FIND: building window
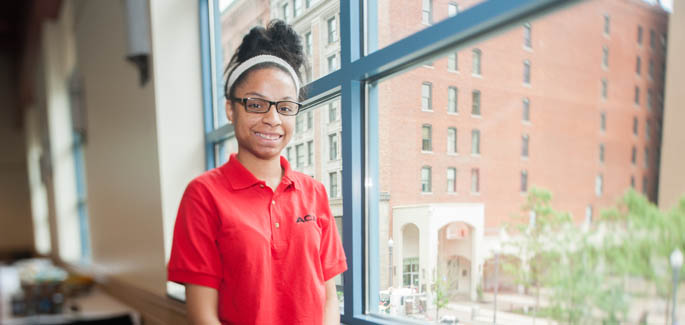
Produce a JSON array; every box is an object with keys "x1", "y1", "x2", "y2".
[
  {"x1": 600, "y1": 112, "x2": 606, "y2": 131},
  {"x1": 471, "y1": 168, "x2": 480, "y2": 193},
  {"x1": 524, "y1": 23, "x2": 532, "y2": 48},
  {"x1": 421, "y1": 124, "x2": 432, "y2": 151},
  {"x1": 523, "y1": 60, "x2": 531, "y2": 84},
  {"x1": 648, "y1": 59, "x2": 655, "y2": 79},
  {"x1": 448, "y1": 2, "x2": 458, "y2": 17},
  {"x1": 647, "y1": 88, "x2": 653, "y2": 110},
  {"x1": 596, "y1": 174, "x2": 603, "y2": 196},
  {"x1": 282, "y1": 2, "x2": 289, "y2": 22},
  {"x1": 472, "y1": 49, "x2": 482, "y2": 75},
  {"x1": 328, "y1": 102, "x2": 338, "y2": 122},
  {"x1": 633, "y1": 117, "x2": 638, "y2": 136},
  {"x1": 447, "y1": 127, "x2": 457, "y2": 154},
  {"x1": 448, "y1": 86, "x2": 457, "y2": 113},
  {"x1": 327, "y1": 17, "x2": 337, "y2": 44},
  {"x1": 471, "y1": 90, "x2": 481, "y2": 115},
  {"x1": 286, "y1": 146, "x2": 293, "y2": 162},
  {"x1": 645, "y1": 121, "x2": 650, "y2": 140},
  {"x1": 296, "y1": 114, "x2": 305, "y2": 133},
  {"x1": 602, "y1": 46, "x2": 609, "y2": 68},
  {"x1": 327, "y1": 54, "x2": 337, "y2": 72},
  {"x1": 634, "y1": 86, "x2": 640, "y2": 105},
  {"x1": 644, "y1": 147, "x2": 649, "y2": 168},
  {"x1": 637, "y1": 25, "x2": 643, "y2": 44},
  {"x1": 631, "y1": 175, "x2": 636, "y2": 188},
  {"x1": 329, "y1": 172, "x2": 338, "y2": 198},
  {"x1": 307, "y1": 140, "x2": 313, "y2": 166},
  {"x1": 521, "y1": 170, "x2": 528, "y2": 192},
  {"x1": 585, "y1": 205, "x2": 593, "y2": 224},
  {"x1": 522, "y1": 134, "x2": 529, "y2": 158},
  {"x1": 599, "y1": 143, "x2": 605, "y2": 163},
  {"x1": 471, "y1": 129, "x2": 480, "y2": 154},
  {"x1": 306, "y1": 111, "x2": 313, "y2": 130},
  {"x1": 422, "y1": 82, "x2": 432, "y2": 111},
  {"x1": 631, "y1": 146, "x2": 637, "y2": 164},
  {"x1": 421, "y1": 166, "x2": 432, "y2": 193},
  {"x1": 403, "y1": 257, "x2": 419, "y2": 287},
  {"x1": 293, "y1": 0, "x2": 302, "y2": 17},
  {"x1": 523, "y1": 98, "x2": 530, "y2": 122},
  {"x1": 636, "y1": 56, "x2": 641, "y2": 75},
  {"x1": 422, "y1": 0, "x2": 433, "y2": 25},
  {"x1": 642, "y1": 176, "x2": 648, "y2": 195},
  {"x1": 448, "y1": 52, "x2": 458, "y2": 71},
  {"x1": 305, "y1": 32, "x2": 312, "y2": 56},
  {"x1": 296, "y1": 143, "x2": 305, "y2": 168},
  {"x1": 329, "y1": 133, "x2": 338, "y2": 160},
  {"x1": 649, "y1": 29, "x2": 656, "y2": 50},
  {"x1": 601, "y1": 78, "x2": 608, "y2": 99},
  {"x1": 447, "y1": 167, "x2": 457, "y2": 193},
  {"x1": 603, "y1": 14, "x2": 610, "y2": 35}
]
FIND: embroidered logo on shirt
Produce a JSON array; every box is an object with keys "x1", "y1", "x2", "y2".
[{"x1": 296, "y1": 214, "x2": 316, "y2": 223}]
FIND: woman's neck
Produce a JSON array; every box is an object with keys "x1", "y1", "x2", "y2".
[{"x1": 236, "y1": 151, "x2": 283, "y2": 190}]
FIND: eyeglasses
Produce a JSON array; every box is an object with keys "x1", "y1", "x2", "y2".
[{"x1": 230, "y1": 97, "x2": 302, "y2": 116}]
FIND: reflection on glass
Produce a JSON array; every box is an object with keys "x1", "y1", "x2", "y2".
[{"x1": 370, "y1": 0, "x2": 669, "y2": 323}]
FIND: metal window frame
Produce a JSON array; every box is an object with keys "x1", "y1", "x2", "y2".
[{"x1": 197, "y1": 0, "x2": 578, "y2": 323}]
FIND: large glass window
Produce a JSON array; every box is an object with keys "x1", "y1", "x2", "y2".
[{"x1": 199, "y1": 0, "x2": 671, "y2": 323}]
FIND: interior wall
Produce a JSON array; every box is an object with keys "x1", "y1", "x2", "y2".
[
  {"x1": 658, "y1": 0, "x2": 685, "y2": 210},
  {"x1": 0, "y1": 51, "x2": 34, "y2": 255},
  {"x1": 73, "y1": 0, "x2": 166, "y2": 294}
]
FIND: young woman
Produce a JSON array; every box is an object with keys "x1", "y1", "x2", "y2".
[{"x1": 167, "y1": 21, "x2": 347, "y2": 325}]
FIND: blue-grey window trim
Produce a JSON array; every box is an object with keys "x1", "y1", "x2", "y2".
[{"x1": 197, "y1": 0, "x2": 578, "y2": 323}]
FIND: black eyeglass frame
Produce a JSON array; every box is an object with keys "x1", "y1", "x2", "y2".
[{"x1": 230, "y1": 97, "x2": 303, "y2": 116}]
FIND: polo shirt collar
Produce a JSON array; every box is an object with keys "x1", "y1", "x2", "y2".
[{"x1": 222, "y1": 153, "x2": 298, "y2": 191}]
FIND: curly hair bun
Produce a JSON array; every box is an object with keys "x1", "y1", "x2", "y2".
[
  {"x1": 232, "y1": 20, "x2": 304, "y2": 76},
  {"x1": 225, "y1": 20, "x2": 306, "y2": 99}
]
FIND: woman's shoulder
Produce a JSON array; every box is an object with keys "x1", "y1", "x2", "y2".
[{"x1": 184, "y1": 166, "x2": 227, "y2": 196}]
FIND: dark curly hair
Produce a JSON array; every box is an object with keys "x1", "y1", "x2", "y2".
[{"x1": 224, "y1": 20, "x2": 307, "y2": 101}]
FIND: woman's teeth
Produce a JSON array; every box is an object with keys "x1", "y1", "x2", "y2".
[{"x1": 255, "y1": 132, "x2": 280, "y2": 140}]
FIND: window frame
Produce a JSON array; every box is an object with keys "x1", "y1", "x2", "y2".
[{"x1": 198, "y1": 0, "x2": 579, "y2": 322}]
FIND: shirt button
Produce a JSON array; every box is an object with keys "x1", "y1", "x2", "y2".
[
  {"x1": 272, "y1": 200, "x2": 276, "y2": 205},
  {"x1": 275, "y1": 222, "x2": 280, "y2": 229},
  {"x1": 259, "y1": 184, "x2": 264, "y2": 188}
]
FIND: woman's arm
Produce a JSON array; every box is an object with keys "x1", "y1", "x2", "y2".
[
  {"x1": 323, "y1": 279, "x2": 340, "y2": 325},
  {"x1": 186, "y1": 284, "x2": 222, "y2": 325}
]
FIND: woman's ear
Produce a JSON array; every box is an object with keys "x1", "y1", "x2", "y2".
[{"x1": 226, "y1": 99, "x2": 235, "y2": 124}]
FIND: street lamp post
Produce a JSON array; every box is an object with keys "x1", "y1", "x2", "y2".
[
  {"x1": 388, "y1": 239, "x2": 394, "y2": 289},
  {"x1": 671, "y1": 249, "x2": 683, "y2": 325}
]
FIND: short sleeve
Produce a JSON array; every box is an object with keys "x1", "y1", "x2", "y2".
[
  {"x1": 317, "y1": 184, "x2": 347, "y2": 281},
  {"x1": 167, "y1": 181, "x2": 223, "y2": 289}
]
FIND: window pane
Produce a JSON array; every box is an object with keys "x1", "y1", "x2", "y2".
[{"x1": 368, "y1": 1, "x2": 668, "y2": 322}]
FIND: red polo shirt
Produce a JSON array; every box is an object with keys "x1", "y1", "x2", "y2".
[{"x1": 167, "y1": 154, "x2": 347, "y2": 324}]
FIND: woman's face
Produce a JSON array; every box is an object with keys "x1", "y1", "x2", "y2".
[{"x1": 226, "y1": 67, "x2": 297, "y2": 162}]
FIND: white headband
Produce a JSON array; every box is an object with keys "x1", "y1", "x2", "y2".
[{"x1": 226, "y1": 54, "x2": 301, "y2": 94}]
